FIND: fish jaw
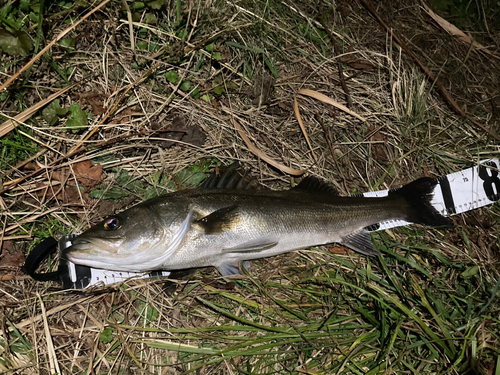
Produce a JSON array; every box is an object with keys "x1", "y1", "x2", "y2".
[{"x1": 64, "y1": 236, "x2": 164, "y2": 271}]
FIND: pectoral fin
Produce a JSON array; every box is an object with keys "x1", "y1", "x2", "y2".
[
  {"x1": 223, "y1": 235, "x2": 279, "y2": 253},
  {"x1": 195, "y1": 205, "x2": 240, "y2": 235},
  {"x1": 341, "y1": 230, "x2": 380, "y2": 257}
]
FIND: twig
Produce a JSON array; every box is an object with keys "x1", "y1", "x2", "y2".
[{"x1": 360, "y1": 0, "x2": 500, "y2": 141}]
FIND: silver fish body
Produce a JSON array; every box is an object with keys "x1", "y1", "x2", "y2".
[{"x1": 65, "y1": 176, "x2": 451, "y2": 276}]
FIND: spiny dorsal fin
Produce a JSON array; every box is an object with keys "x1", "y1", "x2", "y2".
[
  {"x1": 202, "y1": 162, "x2": 257, "y2": 190},
  {"x1": 293, "y1": 176, "x2": 338, "y2": 195},
  {"x1": 195, "y1": 205, "x2": 240, "y2": 234}
]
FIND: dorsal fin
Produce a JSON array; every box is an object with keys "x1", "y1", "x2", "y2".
[
  {"x1": 293, "y1": 176, "x2": 337, "y2": 195},
  {"x1": 201, "y1": 162, "x2": 257, "y2": 190}
]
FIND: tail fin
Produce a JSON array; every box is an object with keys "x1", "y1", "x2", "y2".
[{"x1": 389, "y1": 177, "x2": 453, "y2": 227}]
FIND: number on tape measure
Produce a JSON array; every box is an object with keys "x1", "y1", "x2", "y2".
[{"x1": 478, "y1": 160, "x2": 500, "y2": 202}]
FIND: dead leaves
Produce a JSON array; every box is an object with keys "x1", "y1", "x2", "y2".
[
  {"x1": 340, "y1": 47, "x2": 374, "y2": 72},
  {"x1": 75, "y1": 92, "x2": 108, "y2": 115},
  {"x1": 151, "y1": 116, "x2": 206, "y2": 148},
  {"x1": 25, "y1": 160, "x2": 104, "y2": 204},
  {"x1": 0, "y1": 240, "x2": 25, "y2": 279}
]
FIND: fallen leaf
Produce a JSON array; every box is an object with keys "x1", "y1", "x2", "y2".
[
  {"x1": 0, "y1": 249, "x2": 25, "y2": 269},
  {"x1": 181, "y1": 125, "x2": 206, "y2": 147},
  {"x1": 328, "y1": 245, "x2": 353, "y2": 255},
  {"x1": 76, "y1": 92, "x2": 108, "y2": 115},
  {"x1": 73, "y1": 160, "x2": 104, "y2": 189},
  {"x1": 367, "y1": 125, "x2": 389, "y2": 162},
  {"x1": 340, "y1": 47, "x2": 374, "y2": 72}
]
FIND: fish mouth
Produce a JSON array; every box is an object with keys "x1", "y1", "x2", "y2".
[{"x1": 63, "y1": 236, "x2": 122, "y2": 266}]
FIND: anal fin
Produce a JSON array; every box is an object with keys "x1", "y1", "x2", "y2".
[
  {"x1": 217, "y1": 261, "x2": 250, "y2": 276},
  {"x1": 341, "y1": 230, "x2": 380, "y2": 257}
]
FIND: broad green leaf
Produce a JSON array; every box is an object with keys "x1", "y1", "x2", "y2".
[
  {"x1": 146, "y1": 0, "x2": 164, "y2": 9},
  {"x1": 144, "y1": 13, "x2": 157, "y2": 24},
  {"x1": 99, "y1": 327, "x2": 113, "y2": 344},
  {"x1": 133, "y1": 2, "x2": 145, "y2": 10},
  {"x1": 0, "y1": 29, "x2": 33, "y2": 57},
  {"x1": 213, "y1": 86, "x2": 225, "y2": 95},
  {"x1": 179, "y1": 80, "x2": 192, "y2": 92},
  {"x1": 213, "y1": 51, "x2": 222, "y2": 61},
  {"x1": 89, "y1": 186, "x2": 130, "y2": 201},
  {"x1": 60, "y1": 38, "x2": 75, "y2": 49},
  {"x1": 461, "y1": 265, "x2": 479, "y2": 278},
  {"x1": 205, "y1": 43, "x2": 215, "y2": 52},
  {"x1": 137, "y1": 41, "x2": 148, "y2": 50},
  {"x1": 66, "y1": 104, "x2": 88, "y2": 133},
  {"x1": 42, "y1": 99, "x2": 68, "y2": 126},
  {"x1": 190, "y1": 88, "x2": 200, "y2": 99},
  {"x1": 165, "y1": 71, "x2": 179, "y2": 83},
  {"x1": 202, "y1": 93, "x2": 214, "y2": 103}
]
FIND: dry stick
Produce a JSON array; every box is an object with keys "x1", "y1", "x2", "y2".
[
  {"x1": 0, "y1": 0, "x2": 112, "y2": 92},
  {"x1": 314, "y1": 114, "x2": 348, "y2": 192},
  {"x1": 360, "y1": 0, "x2": 500, "y2": 141},
  {"x1": 316, "y1": 16, "x2": 353, "y2": 108}
]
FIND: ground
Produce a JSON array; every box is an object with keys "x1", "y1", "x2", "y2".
[{"x1": 0, "y1": 0, "x2": 500, "y2": 374}]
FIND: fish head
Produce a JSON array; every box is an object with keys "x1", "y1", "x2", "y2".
[{"x1": 64, "y1": 205, "x2": 178, "y2": 271}]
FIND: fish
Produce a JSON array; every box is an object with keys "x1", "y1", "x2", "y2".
[{"x1": 64, "y1": 166, "x2": 452, "y2": 276}]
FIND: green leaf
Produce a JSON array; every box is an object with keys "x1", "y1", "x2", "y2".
[
  {"x1": 190, "y1": 88, "x2": 200, "y2": 99},
  {"x1": 66, "y1": 104, "x2": 88, "y2": 133},
  {"x1": 146, "y1": 0, "x2": 164, "y2": 9},
  {"x1": 179, "y1": 80, "x2": 192, "y2": 92},
  {"x1": 0, "y1": 29, "x2": 33, "y2": 57},
  {"x1": 144, "y1": 13, "x2": 157, "y2": 24},
  {"x1": 165, "y1": 71, "x2": 179, "y2": 83},
  {"x1": 29, "y1": 12, "x2": 40, "y2": 23},
  {"x1": 213, "y1": 51, "x2": 222, "y2": 61},
  {"x1": 213, "y1": 86, "x2": 225, "y2": 95},
  {"x1": 205, "y1": 43, "x2": 215, "y2": 52},
  {"x1": 42, "y1": 99, "x2": 68, "y2": 126},
  {"x1": 133, "y1": 2, "x2": 145, "y2": 10},
  {"x1": 99, "y1": 327, "x2": 113, "y2": 344},
  {"x1": 137, "y1": 41, "x2": 148, "y2": 50},
  {"x1": 60, "y1": 38, "x2": 75, "y2": 49},
  {"x1": 461, "y1": 265, "x2": 479, "y2": 279},
  {"x1": 202, "y1": 93, "x2": 214, "y2": 103},
  {"x1": 89, "y1": 186, "x2": 129, "y2": 201}
]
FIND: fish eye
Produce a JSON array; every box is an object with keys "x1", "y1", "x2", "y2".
[{"x1": 104, "y1": 218, "x2": 120, "y2": 230}]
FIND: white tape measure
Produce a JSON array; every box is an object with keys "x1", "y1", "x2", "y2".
[{"x1": 60, "y1": 159, "x2": 500, "y2": 289}]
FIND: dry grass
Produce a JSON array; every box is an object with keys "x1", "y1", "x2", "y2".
[{"x1": 1, "y1": 0, "x2": 500, "y2": 374}]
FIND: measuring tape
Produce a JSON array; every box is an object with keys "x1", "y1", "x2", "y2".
[{"x1": 25, "y1": 159, "x2": 500, "y2": 289}]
